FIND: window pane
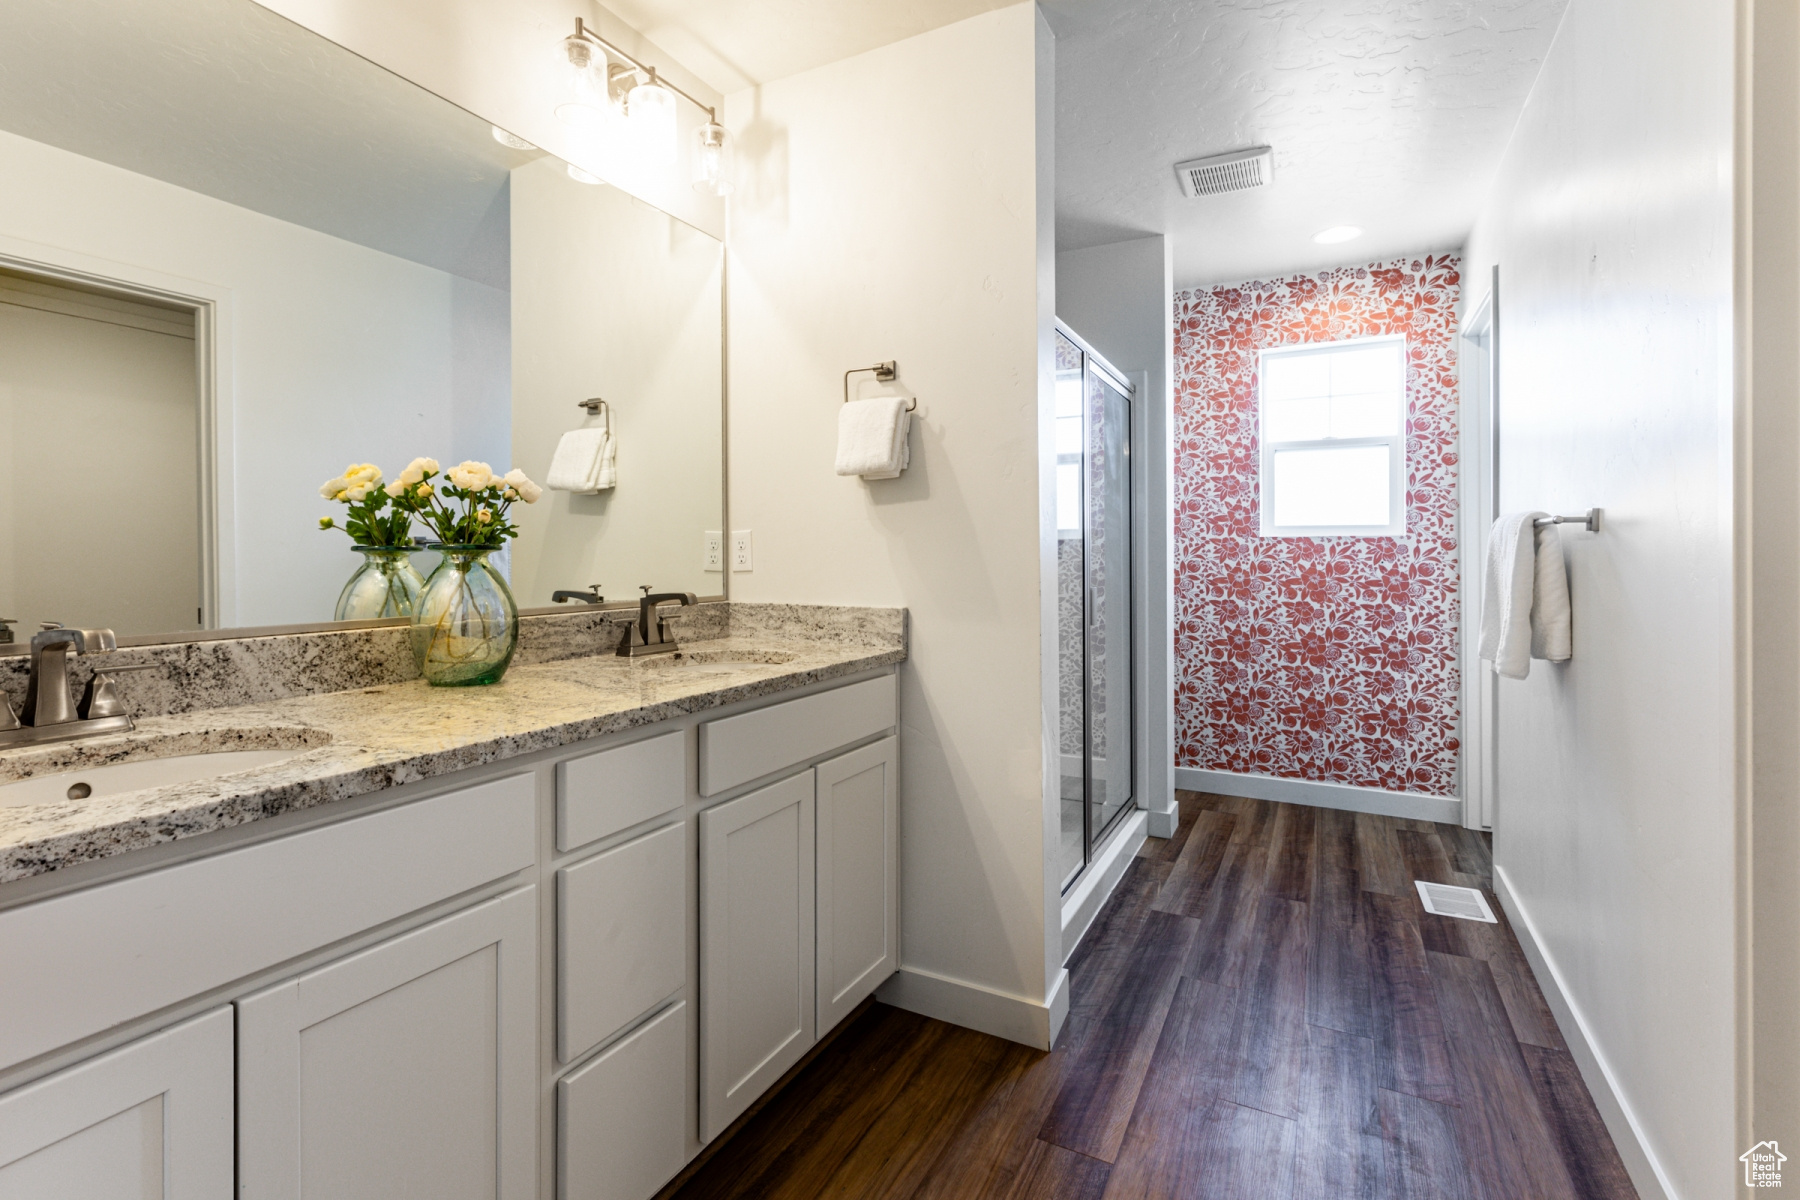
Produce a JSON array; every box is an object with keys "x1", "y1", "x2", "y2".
[
  {"x1": 1328, "y1": 391, "x2": 1398, "y2": 438},
  {"x1": 1055, "y1": 376, "x2": 1083, "y2": 418},
  {"x1": 1056, "y1": 413, "x2": 1082, "y2": 455},
  {"x1": 1330, "y1": 343, "x2": 1403, "y2": 395},
  {"x1": 1271, "y1": 445, "x2": 1391, "y2": 527},
  {"x1": 1262, "y1": 351, "x2": 1330, "y2": 401},
  {"x1": 1267, "y1": 396, "x2": 1329, "y2": 442},
  {"x1": 1056, "y1": 461, "x2": 1081, "y2": 532}
]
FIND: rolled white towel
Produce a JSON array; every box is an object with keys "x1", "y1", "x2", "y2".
[
  {"x1": 546, "y1": 427, "x2": 611, "y2": 493},
  {"x1": 835, "y1": 397, "x2": 911, "y2": 478}
]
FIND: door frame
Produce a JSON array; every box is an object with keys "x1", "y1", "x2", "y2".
[
  {"x1": 0, "y1": 235, "x2": 229, "y2": 628},
  {"x1": 1458, "y1": 266, "x2": 1500, "y2": 830}
]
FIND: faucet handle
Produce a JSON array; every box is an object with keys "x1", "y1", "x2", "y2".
[
  {"x1": 0, "y1": 693, "x2": 18, "y2": 731},
  {"x1": 77, "y1": 664, "x2": 157, "y2": 720},
  {"x1": 0, "y1": 618, "x2": 15, "y2": 646}
]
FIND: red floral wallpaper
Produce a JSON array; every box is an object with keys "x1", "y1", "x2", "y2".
[{"x1": 1173, "y1": 255, "x2": 1463, "y2": 796}]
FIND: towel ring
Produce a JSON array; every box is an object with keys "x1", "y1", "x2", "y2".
[
  {"x1": 576, "y1": 397, "x2": 611, "y2": 430},
  {"x1": 1534, "y1": 508, "x2": 1602, "y2": 533},
  {"x1": 844, "y1": 361, "x2": 918, "y2": 411}
]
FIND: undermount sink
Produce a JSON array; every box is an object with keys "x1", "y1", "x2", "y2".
[{"x1": 0, "y1": 748, "x2": 311, "y2": 809}]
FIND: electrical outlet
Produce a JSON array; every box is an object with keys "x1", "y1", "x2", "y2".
[
  {"x1": 703, "y1": 531, "x2": 723, "y2": 572},
  {"x1": 731, "y1": 530, "x2": 753, "y2": 572}
]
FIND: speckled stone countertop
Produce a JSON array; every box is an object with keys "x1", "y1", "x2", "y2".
[{"x1": 0, "y1": 605, "x2": 905, "y2": 884}]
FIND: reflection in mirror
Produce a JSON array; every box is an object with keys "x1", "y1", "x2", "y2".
[{"x1": 0, "y1": 0, "x2": 724, "y2": 642}]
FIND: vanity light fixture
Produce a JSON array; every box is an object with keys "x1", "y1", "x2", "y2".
[
  {"x1": 1313, "y1": 225, "x2": 1364, "y2": 244},
  {"x1": 554, "y1": 34, "x2": 610, "y2": 128},
  {"x1": 694, "y1": 122, "x2": 735, "y2": 195},
  {"x1": 560, "y1": 19, "x2": 730, "y2": 189}
]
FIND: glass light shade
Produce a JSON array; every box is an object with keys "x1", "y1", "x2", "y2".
[
  {"x1": 692, "y1": 122, "x2": 735, "y2": 195},
  {"x1": 626, "y1": 80, "x2": 677, "y2": 166},
  {"x1": 555, "y1": 37, "x2": 608, "y2": 128}
]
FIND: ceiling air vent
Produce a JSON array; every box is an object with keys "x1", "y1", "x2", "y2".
[{"x1": 1174, "y1": 146, "x2": 1273, "y2": 198}]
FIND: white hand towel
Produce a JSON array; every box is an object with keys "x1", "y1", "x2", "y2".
[
  {"x1": 835, "y1": 397, "x2": 911, "y2": 477},
  {"x1": 546, "y1": 427, "x2": 611, "y2": 493},
  {"x1": 1479, "y1": 511, "x2": 1573, "y2": 679},
  {"x1": 595, "y1": 427, "x2": 617, "y2": 490},
  {"x1": 859, "y1": 414, "x2": 912, "y2": 480},
  {"x1": 1530, "y1": 522, "x2": 1572, "y2": 663},
  {"x1": 1479, "y1": 512, "x2": 1542, "y2": 679}
]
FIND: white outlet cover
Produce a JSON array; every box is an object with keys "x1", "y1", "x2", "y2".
[
  {"x1": 703, "y1": 531, "x2": 723, "y2": 572},
  {"x1": 731, "y1": 530, "x2": 753, "y2": 571}
]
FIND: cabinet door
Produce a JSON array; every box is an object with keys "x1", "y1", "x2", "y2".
[
  {"x1": 698, "y1": 771, "x2": 814, "y2": 1142},
  {"x1": 0, "y1": 1007, "x2": 232, "y2": 1199},
  {"x1": 557, "y1": 1001, "x2": 686, "y2": 1200},
  {"x1": 237, "y1": 887, "x2": 537, "y2": 1200},
  {"x1": 815, "y1": 737, "x2": 898, "y2": 1033}
]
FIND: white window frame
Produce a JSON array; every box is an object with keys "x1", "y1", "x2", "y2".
[{"x1": 1257, "y1": 333, "x2": 1407, "y2": 537}]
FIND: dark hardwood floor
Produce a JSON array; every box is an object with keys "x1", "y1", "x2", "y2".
[{"x1": 662, "y1": 792, "x2": 1639, "y2": 1200}]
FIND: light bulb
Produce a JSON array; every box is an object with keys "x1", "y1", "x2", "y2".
[
  {"x1": 566, "y1": 164, "x2": 604, "y2": 185},
  {"x1": 626, "y1": 79, "x2": 677, "y2": 166},
  {"x1": 1312, "y1": 225, "x2": 1364, "y2": 245},
  {"x1": 555, "y1": 36, "x2": 608, "y2": 128},
  {"x1": 693, "y1": 121, "x2": 735, "y2": 196}
]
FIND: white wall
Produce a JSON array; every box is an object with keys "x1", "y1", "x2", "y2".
[
  {"x1": 254, "y1": 0, "x2": 726, "y2": 243},
  {"x1": 1460, "y1": 0, "x2": 1736, "y2": 1193},
  {"x1": 0, "y1": 128, "x2": 510, "y2": 630},
  {"x1": 508, "y1": 157, "x2": 723, "y2": 606},
  {"x1": 1056, "y1": 236, "x2": 1175, "y2": 838},
  {"x1": 725, "y1": 4, "x2": 1063, "y2": 1045}
]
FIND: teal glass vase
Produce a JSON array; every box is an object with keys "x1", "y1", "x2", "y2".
[
  {"x1": 410, "y1": 545, "x2": 519, "y2": 686},
  {"x1": 334, "y1": 546, "x2": 425, "y2": 622}
]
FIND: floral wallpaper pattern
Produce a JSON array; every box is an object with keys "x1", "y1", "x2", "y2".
[{"x1": 1173, "y1": 255, "x2": 1463, "y2": 796}]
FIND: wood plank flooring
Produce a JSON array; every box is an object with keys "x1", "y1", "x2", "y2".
[{"x1": 661, "y1": 792, "x2": 1638, "y2": 1200}]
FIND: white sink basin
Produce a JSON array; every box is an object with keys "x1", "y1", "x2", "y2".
[{"x1": 0, "y1": 748, "x2": 310, "y2": 809}]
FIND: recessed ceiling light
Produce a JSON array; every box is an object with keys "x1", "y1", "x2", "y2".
[
  {"x1": 491, "y1": 125, "x2": 536, "y2": 151},
  {"x1": 566, "y1": 164, "x2": 605, "y2": 185},
  {"x1": 1313, "y1": 225, "x2": 1364, "y2": 245}
]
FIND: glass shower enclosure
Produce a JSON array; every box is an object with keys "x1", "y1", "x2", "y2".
[{"x1": 1054, "y1": 323, "x2": 1135, "y2": 892}]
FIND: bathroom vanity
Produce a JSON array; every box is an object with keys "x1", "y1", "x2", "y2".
[{"x1": 0, "y1": 604, "x2": 904, "y2": 1200}]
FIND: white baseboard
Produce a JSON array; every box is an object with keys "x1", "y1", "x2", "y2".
[
  {"x1": 1492, "y1": 865, "x2": 1678, "y2": 1200},
  {"x1": 1061, "y1": 810, "x2": 1147, "y2": 965},
  {"x1": 876, "y1": 963, "x2": 1068, "y2": 1050},
  {"x1": 1174, "y1": 767, "x2": 1461, "y2": 824},
  {"x1": 1144, "y1": 804, "x2": 1178, "y2": 838}
]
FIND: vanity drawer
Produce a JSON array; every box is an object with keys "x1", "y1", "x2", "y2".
[
  {"x1": 698, "y1": 676, "x2": 896, "y2": 797},
  {"x1": 556, "y1": 822, "x2": 686, "y2": 1064},
  {"x1": 556, "y1": 731, "x2": 686, "y2": 853},
  {"x1": 0, "y1": 773, "x2": 535, "y2": 1072},
  {"x1": 558, "y1": 1001, "x2": 686, "y2": 1200}
]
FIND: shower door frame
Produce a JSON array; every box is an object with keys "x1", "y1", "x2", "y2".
[{"x1": 1056, "y1": 320, "x2": 1138, "y2": 893}]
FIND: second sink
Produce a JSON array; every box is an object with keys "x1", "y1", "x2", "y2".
[{"x1": 0, "y1": 748, "x2": 313, "y2": 809}]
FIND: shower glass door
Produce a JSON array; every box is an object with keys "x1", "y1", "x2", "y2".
[{"x1": 1054, "y1": 324, "x2": 1135, "y2": 892}]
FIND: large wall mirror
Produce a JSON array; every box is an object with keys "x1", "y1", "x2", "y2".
[{"x1": 0, "y1": 0, "x2": 724, "y2": 643}]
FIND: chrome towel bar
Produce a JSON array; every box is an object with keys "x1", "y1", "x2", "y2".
[{"x1": 1534, "y1": 508, "x2": 1603, "y2": 533}]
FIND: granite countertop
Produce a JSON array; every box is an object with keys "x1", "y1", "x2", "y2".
[{"x1": 0, "y1": 611, "x2": 904, "y2": 884}]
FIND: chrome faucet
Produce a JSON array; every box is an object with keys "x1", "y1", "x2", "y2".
[
  {"x1": 617, "y1": 588, "x2": 698, "y2": 657},
  {"x1": 552, "y1": 585, "x2": 606, "y2": 605},
  {"x1": 1, "y1": 626, "x2": 151, "y2": 748}
]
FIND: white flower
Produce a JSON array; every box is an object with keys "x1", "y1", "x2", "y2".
[
  {"x1": 397, "y1": 457, "x2": 438, "y2": 486},
  {"x1": 319, "y1": 476, "x2": 348, "y2": 500},
  {"x1": 502, "y1": 468, "x2": 543, "y2": 504},
  {"x1": 447, "y1": 461, "x2": 494, "y2": 490},
  {"x1": 344, "y1": 463, "x2": 382, "y2": 488},
  {"x1": 345, "y1": 484, "x2": 371, "y2": 502},
  {"x1": 385, "y1": 480, "x2": 407, "y2": 499},
  {"x1": 477, "y1": 507, "x2": 494, "y2": 524}
]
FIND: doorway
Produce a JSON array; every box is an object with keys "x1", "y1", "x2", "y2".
[
  {"x1": 1459, "y1": 268, "x2": 1498, "y2": 831},
  {"x1": 1054, "y1": 322, "x2": 1136, "y2": 890}
]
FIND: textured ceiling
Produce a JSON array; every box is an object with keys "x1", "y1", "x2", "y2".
[
  {"x1": 1046, "y1": 0, "x2": 1571, "y2": 287},
  {"x1": 0, "y1": 0, "x2": 529, "y2": 287}
]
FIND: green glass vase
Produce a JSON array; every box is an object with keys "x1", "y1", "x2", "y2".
[
  {"x1": 334, "y1": 546, "x2": 425, "y2": 622},
  {"x1": 410, "y1": 545, "x2": 519, "y2": 686}
]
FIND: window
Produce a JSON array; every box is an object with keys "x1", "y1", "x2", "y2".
[
  {"x1": 1258, "y1": 334, "x2": 1406, "y2": 536},
  {"x1": 1055, "y1": 370, "x2": 1083, "y2": 534}
]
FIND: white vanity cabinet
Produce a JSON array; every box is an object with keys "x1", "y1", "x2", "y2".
[
  {"x1": 815, "y1": 737, "x2": 899, "y2": 1031},
  {"x1": 0, "y1": 1007, "x2": 233, "y2": 1198},
  {"x1": 236, "y1": 887, "x2": 538, "y2": 1200}
]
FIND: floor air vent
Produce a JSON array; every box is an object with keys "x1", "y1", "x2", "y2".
[
  {"x1": 1415, "y1": 880, "x2": 1498, "y2": 923},
  {"x1": 1174, "y1": 146, "x2": 1273, "y2": 197}
]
